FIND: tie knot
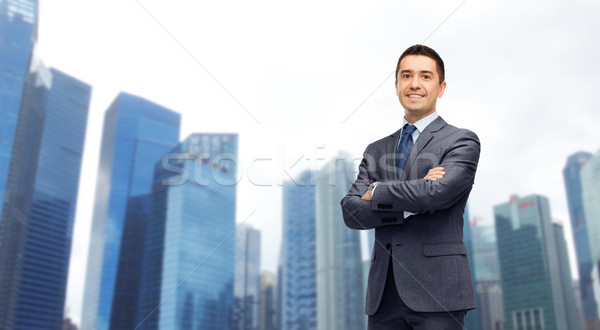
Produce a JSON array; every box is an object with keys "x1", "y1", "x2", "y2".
[{"x1": 403, "y1": 124, "x2": 417, "y2": 136}]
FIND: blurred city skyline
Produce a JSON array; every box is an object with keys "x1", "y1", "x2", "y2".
[{"x1": 7, "y1": 0, "x2": 600, "y2": 326}]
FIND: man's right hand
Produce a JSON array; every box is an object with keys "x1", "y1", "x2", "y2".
[{"x1": 424, "y1": 167, "x2": 445, "y2": 180}]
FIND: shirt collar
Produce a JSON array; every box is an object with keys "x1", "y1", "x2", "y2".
[{"x1": 402, "y1": 111, "x2": 439, "y2": 133}]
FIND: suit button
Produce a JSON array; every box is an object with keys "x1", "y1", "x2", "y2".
[{"x1": 385, "y1": 243, "x2": 391, "y2": 250}]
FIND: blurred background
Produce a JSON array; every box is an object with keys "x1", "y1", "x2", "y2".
[{"x1": 1, "y1": 0, "x2": 599, "y2": 329}]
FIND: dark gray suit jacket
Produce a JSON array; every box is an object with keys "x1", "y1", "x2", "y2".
[{"x1": 340, "y1": 116, "x2": 480, "y2": 315}]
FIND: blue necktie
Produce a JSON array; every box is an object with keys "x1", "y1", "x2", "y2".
[{"x1": 396, "y1": 124, "x2": 417, "y2": 179}]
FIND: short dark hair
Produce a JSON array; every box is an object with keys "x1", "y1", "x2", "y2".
[{"x1": 395, "y1": 44, "x2": 445, "y2": 84}]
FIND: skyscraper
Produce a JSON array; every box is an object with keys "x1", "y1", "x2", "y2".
[
  {"x1": 81, "y1": 93, "x2": 181, "y2": 330},
  {"x1": 0, "y1": 0, "x2": 38, "y2": 213},
  {"x1": 553, "y1": 222, "x2": 584, "y2": 330},
  {"x1": 260, "y1": 271, "x2": 278, "y2": 330},
  {"x1": 315, "y1": 156, "x2": 364, "y2": 330},
  {"x1": 463, "y1": 206, "x2": 482, "y2": 330},
  {"x1": 0, "y1": 57, "x2": 91, "y2": 329},
  {"x1": 471, "y1": 223, "x2": 504, "y2": 330},
  {"x1": 582, "y1": 149, "x2": 600, "y2": 324},
  {"x1": 564, "y1": 151, "x2": 598, "y2": 329},
  {"x1": 234, "y1": 224, "x2": 262, "y2": 330},
  {"x1": 141, "y1": 133, "x2": 238, "y2": 329},
  {"x1": 0, "y1": 0, "x2": 39, "y2": 326},
  {"x1": 281, "y1": 170, "x2": 317, "y2": 330},
  {"x1": 495, "y1": 194, "x2": 580, "y2": 330}
]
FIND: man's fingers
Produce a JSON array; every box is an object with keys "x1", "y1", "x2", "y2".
[{"x1": 424, "y1": 167, "x2": 446, "y2": 180}]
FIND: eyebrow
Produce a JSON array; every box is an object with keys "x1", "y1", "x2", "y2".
[{"x1": 400, "y1": 69, "x2": 434, "y2": 75}]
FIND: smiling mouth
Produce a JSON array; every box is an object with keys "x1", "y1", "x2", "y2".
[{"x1": 407, "y1": 94, "x2": 424, "y2": 98}]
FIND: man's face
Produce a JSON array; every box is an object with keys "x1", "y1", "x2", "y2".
[{"x1": 395, "y1": 55, "x2": 446, "y2": 123}]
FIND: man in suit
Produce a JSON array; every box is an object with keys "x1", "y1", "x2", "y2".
[{"x1": 340, "y1": 44, "x2": 480, "y2": 329}]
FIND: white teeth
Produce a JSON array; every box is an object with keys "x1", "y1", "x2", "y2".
[{"x1": 408, "y1": 95, "x2": 423, "y2": 98}]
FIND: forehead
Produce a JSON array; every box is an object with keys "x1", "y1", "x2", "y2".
[{"x1": 399, "y1": 55, "x2": 438, "y2": 74}]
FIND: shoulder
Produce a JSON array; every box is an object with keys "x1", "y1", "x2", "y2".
[
  {"x1": 440, "y1": 122, "x2": 480, "y2": 144},
  {"x1": 363, "y1": 128, "x2": 401, "y2": 153}
]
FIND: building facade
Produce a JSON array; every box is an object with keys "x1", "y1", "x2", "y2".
[
  {"x1": 494, "y1": 194, "x2": 579, "y2": 330},
  {"x1": 315, "y1": 156, "x2": 364, "y2": 330},
  {"x1": 582, "y1": 149, "x2": 600, "y2": 325},
  {"x1": 564, "y1": 151, "x2": 598, "y2": 330},
  {"x1": 281, "y1": 170, "x2": 318, "y2": 330},
  {"x1": 0, "y1": 56, "x2": 91, "y2": 329},
  {"x1": 234, "y1": 225, "x2": 262, "y2": 330},
  {"x1": 81, "y1": 93, "x2": 181, "y2": 329}
]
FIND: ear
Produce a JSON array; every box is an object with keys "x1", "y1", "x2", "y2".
[
  {"x1": 395, "y1": 80, "x2": 399, "y2": 96},
  {"x1": 438, "y1": 81, "x2": 447, "y2": 98}
]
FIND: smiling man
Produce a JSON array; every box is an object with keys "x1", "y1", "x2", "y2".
[{"x1": 340, "y1": 44, "x2": 480, "y2": 329}]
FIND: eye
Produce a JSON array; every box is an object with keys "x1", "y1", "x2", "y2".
[
  {"x1": 423, "y1": 75, "x2": 431, "y2": 79},
  {"x1": 403, "y1": 74, "x2": 411, "y2": 79}
]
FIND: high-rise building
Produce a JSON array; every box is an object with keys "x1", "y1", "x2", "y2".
[
  {"x1": 582, "y1": 149, "x2": 600, "y2": 325},
  {"x1": 260, "y1": 271, "x2": 278, "y2": 330},
  {"x1": 494, "y1": 194, "x2": 579, "y2": 330},
  {"x1": 564, "y1": 151, "x2": 599, "y2": 329},
  {"x1": 463, "y1": 206, "x2": 482, "y2": 330},
  {"x1": 0, "y1": 0, "x2": 38, "y2": 212},
  {"x1": 234, "y1": 224, "x2": 262, "y2": 330},
  {"x1": 136, "y1": 133, "x2": 238, "y2": 330},
  {"x1": 281, "y1": 170, "x2": 317, "y2": 330},
  {"x1": 81, "y1": 93, "x2": 181, "y2": 330},
  {"x1": 0, "y1": 0, "x2": 39, "y2": 326},
  {"x1": 471, "y1": 223, "x2": 504, "y2": 330},
  {"x1": 0, "y1": 56, "x2": 91, "y2": 329},
  {"x1": 315, "y1": 156, "x2": 364, "y2": 330},
  {"x1": 553, "y1": 222, "x2": 584, "y2": 330}
]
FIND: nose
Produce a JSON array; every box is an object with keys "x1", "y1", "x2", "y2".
[{"x1": 410, "y1": 76, "x2": 420, "y2": 89}]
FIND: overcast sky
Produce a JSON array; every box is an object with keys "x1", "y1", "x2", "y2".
[{"x1": 36, "y1": 0, "x2": 600, "y2": 324}]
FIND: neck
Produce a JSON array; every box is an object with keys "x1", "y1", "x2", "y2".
[{"x1": 404, "y1": 109, "x2": 435, "y2": 124}]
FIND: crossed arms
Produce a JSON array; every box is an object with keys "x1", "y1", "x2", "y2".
[{"x1": 340, "y1": 130, "x2": 480, "y2": 230}]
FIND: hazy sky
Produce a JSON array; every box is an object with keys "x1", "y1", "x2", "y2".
[{"x1": 36, "y1": 0, "x2": 600, "y2": 324}]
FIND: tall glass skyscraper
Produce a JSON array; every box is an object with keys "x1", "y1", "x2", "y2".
[
  {"x1": 315, "y1": 156, "x2": 364, "y2": 330},
  {"x1": 234, "y1": 225, "x2": 262, "y2": 330},
  {"x1": 81, "y1": 93, "x2": 181, "y2": 330},
  {"x1": 0, "y1": 1, "x2": 39, "y2": 325},
  {"x1": 281, "y1": 170, "x2": 317, "y2": 330},
  {"x1": 135, "y1": 133, "x2": 238, "y2": 330},
  {"x1": 564, "y1": 151, "x2": 598, "y2": 329},
  {"x1": 470, "y1": 224, "x2": 504, "y2": 330},
  {"x1": 463, "y1": 205, "x2": 482, "y2": 330},
  {"x1": 494, "y1": 194, "x2": 580, "y2": 330},
  {"x1": 0, "y1": 0, "x2": 38, "y2": 213},
  {"x1": 0, "y1": 56, "x2": 91, "y2": 329},
  {"x1": 553, "y1": 222, "x2": 584, "y2": 330},
  {"x1": 582, "y1": 149, "x2": 600, "y2": 325}
]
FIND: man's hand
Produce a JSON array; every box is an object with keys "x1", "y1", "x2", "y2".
[
  {"x1": 361, "y1": 190, "x2": 372, "y2": 201},
  {"x1": 424, "y1": 167, "x2": 445, "y2": 180},
  {"x1": 361, "y1": 167, "x2": 445, "y2": 201}
]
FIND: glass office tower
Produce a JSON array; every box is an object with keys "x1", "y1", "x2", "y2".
[
  {"x1": 234, "y1": 225, "x2": 262, "y2": 330},
  {"x1": 564, "y1": 151, "x2": 598, "y2": 329},
  {"x1": 0, "y1": 56, "x2": 91, "y2": 328},
  {"x1": 0, "y1": 0, "x2": 38, "y2": 214},
  {"x1": 81, "y1": 93, "x2": 181, "y2": 330},
  {"x1": 281, "y1": 170, "x2": 317, "y2": 330},
  {"x1": 495, "y1": 195, "x2": 579, "y2": 330},
  {"x1": 0, "y1": 1, "x2": 38, "y2": 325},
  {"x1": 463, "y1": 205, "x2": 482, "y2": 330},
  {"x1": 582, "y1": 149, "x2": 600, "y2": 325},
  {"x1": 135, "y1": 133, "x2": 238, "y2": 330},
  {"x1": 315, "y1": 156, "x2": 364, "y2": 330}
]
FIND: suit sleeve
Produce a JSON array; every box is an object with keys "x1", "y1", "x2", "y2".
[
  {"x1": 370, "y1": 129, "x2": 480, "y2": 214},
  {"x1": 340, "y1": 144, "x2": 406, "y2": 230}
]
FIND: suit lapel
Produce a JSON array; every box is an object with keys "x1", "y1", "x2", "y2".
[
  {"x1": 401, "y1": 116, "x2": 447, "y2": 181},
  {"x1": 385, "y1": 128, "x2": 402, "y2": 180}
]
